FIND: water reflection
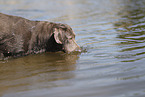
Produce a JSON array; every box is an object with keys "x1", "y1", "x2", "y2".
[
  {"x1": 114, "y1": 0, "x2": 145, "y2": 62},
  {"x1": 0, "y1": 52, "x2": 80, "y2": 96},
  {"x1": 1, "y1": 0, "x2": 145, "y2": 97}
]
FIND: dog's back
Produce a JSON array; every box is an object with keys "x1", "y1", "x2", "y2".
[{"x1": 0, "y1": 13, "x2": 33, "y2": 57}]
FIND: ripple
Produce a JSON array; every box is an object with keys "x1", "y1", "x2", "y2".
[{"x1": 1, "y1": 0, "x2": 145, "y2": 97}]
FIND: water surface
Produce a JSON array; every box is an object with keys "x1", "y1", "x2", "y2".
[{"x1": 0, "y1": 0, "x2": 145, "y2": 97}]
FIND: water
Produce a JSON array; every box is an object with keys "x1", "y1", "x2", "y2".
[{"x1": 0, "y1": 0, "x2": 145, "y2": 97}]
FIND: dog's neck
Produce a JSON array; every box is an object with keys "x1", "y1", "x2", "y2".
[{"x1": 27, "y1": 21, "x2": 56, "y2": 54}]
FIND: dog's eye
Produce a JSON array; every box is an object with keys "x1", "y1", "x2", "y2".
[{"x1": 67, "y1": 36, "x2": 73, "y2": 40}]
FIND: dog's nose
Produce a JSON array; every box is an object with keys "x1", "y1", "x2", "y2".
[{"x1": 76, "y1": 45, "x2": 81, "y2": 52}]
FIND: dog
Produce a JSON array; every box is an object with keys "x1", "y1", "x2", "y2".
[{"x1": 0, "y1": 13, "x2": 81, "y2": 58}]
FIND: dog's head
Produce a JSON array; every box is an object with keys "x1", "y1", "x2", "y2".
[{"x1": 51, "y1": 23, "x2": 81, "y2": 53}]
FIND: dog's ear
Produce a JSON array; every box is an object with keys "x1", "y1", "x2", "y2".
[{"x1": 53, "y1": 28, "x2": 63, "y2": 44}]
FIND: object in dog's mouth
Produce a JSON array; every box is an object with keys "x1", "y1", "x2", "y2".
[{"x1": 0, "y1": 13, "x2": 81, "y2": 58}]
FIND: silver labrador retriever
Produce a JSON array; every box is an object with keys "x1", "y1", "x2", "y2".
[{"x1": 0, "y1": 13, "x2": 81, "y2": 57}]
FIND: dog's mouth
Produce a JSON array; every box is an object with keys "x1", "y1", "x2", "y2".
[{"x1": 62, "y1": 45, "x2": 81, "y2": 53}]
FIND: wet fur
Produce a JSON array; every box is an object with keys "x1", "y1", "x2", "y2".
[{"x1": 0, "y1": 13, "x2": 73, "y2": 58}]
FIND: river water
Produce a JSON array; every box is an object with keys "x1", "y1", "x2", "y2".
[{"x1": 0, "y1": 0, "x2": 145, "y2": 97}]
